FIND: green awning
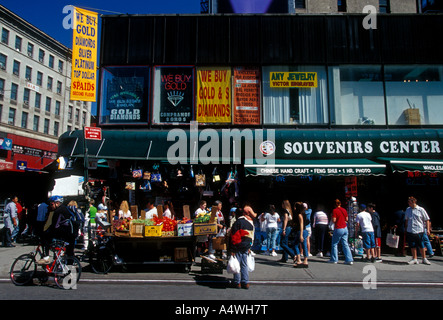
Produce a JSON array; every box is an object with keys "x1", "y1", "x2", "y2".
[
  {"x1": 379, "y1": 158, "x2": 443, "y2": 173},
  {"x1": 245, "y1": 159, "x2": 386, "y2": 176}
]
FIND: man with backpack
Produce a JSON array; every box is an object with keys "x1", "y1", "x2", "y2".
[{"x1": 38, "y1": 196, "x2": 76, "y2": 264}]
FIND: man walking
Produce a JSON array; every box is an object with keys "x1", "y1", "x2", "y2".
[
  {"x1": 2, "y1": 196, "x2": 18, "y2": 247},
  {"x1": 405, "y1": 196, "x2": 431, "y2": 265}
]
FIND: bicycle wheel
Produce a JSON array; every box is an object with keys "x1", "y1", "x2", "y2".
[
  {"x1": 54, "y1": 256, "x2": 82, "y2": 289},
  {"x1": 10, "y1": 254, "x2": 37, "y2": 286},
  {"x1": 89, "y1": 246, "x2": 113, "y2": 274}
]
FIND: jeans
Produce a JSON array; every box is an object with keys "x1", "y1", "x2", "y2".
[
  {"x1": 233, "y1": 251, "x2": 249, "y2": 285},
  {"x1": 280, "y1": 227, "x2": 295, "y2": 261},
  {"x1": 293, "y1": 229, "x2": 309, "y2": 257},
  {"x1": 330, "y1": 227, "x2": 353, "y2": 263},
  {"x1": 266, "y1": 227, "x2": 278, "y2": 251},
  {"x1": 314, "y1": 224, "x2": 328, "y2": 252}
]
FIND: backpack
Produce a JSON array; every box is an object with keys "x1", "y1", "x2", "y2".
[{"x1": 67, "y1": 205, "x2": 85, "y2": 230}]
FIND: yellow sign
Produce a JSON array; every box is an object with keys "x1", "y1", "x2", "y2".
[
  {"x1": 70, "y1": 7, "x2": 98, "y2": 102},
  {"x1": 270, "y1": 72, "x2": 318, "y2": 88},
  {"x1": 196, "y1": 67, "x2": 231, "y2": 123}
]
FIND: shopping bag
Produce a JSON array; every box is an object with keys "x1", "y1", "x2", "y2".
[
  {"x1": 386, "y1": 229, "x2": 399, "y2": 248},
  {"x1": 227, "y1": 255, "x2": 241, "y2": 274},
  {"x1": 247, "y1": 253, "x2": 255, "y2": 272}
]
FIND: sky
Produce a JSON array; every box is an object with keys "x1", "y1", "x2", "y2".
[{"x1": 2, "y1": 0, "x2": 202, "y2": 48}]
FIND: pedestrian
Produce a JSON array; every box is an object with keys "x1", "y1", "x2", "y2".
[
  {"x1": 145, "y1": 199, "x2": 158, "y2": 219},
  {"x1": 367, "y1": 203, "x2": 382, "y2": 262},
  {"x1": 328, "y1": 199, "x2": 353, "y2": 265},
  {"x1": 392, "y1": 209, "x2": 406, "y2": 256},
  {"x1": 261, "y1": 204, "x2": 280, "y2": 256},
  {"x1": 422, "y1": 220, "x2": 434, "y2": 258},
  {"x1": 230, "y1": 207, "x2": 254, "y2": 289},
  {"x1": 194, "y1": 200, "x2": 207, "y2": 218},
  {"x1": 292, "y1": 202, "x2": 309, "y2": 268},
  {"x1": 313, "y1": 204, "x2": 329, "y2": 257},
  {"x1": 405, "y1": 196, "x2": 431, "y2": 265},
  {"x1": 356, "y1": 204, "x2": 376, "y2": 262},
  {"x1": 303, "y1": 202, "x2": 312, "y2": 257},
  {"x1": 2, "y1": 196, "x2": 18, "y2": 247},
  {"x1": 279, "y1": 200, "x2": 295, "y2": 263}
]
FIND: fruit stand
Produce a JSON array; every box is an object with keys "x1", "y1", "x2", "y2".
[{"x1": 108, "y1": 205, "x2": 218, "y2": 272}]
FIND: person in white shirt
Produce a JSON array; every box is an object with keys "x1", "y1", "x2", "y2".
[
  {"x1": 405, "y1": 196, "x2": 431, "y2": 265},
  {"x1": 163, "y1": 201, "x2": 174, "y2": 219},
  {"x1": 194, "y1": 200, "x2": 207, "y2": 218},
  {"x1": 118, "y1": 200, "x2": 132, "y2": 219},
  {"x1": 261, "y1": 205, "x2": 280, "y2": 256},
  {"x1": 313, "y1": 205, "x2": 329, "y2": 257},
  {"x1": 145, "y1": 199, "x2": 158, "y2": 220},
  {"x1": 356, "y1": 204, "x2": 375, "y2": 262}
]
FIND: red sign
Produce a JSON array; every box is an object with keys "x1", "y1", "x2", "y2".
[{"x1": 84, "y1": 127, "x2": 102, "y2": 140}]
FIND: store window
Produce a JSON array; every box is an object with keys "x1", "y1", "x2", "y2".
[
  {"x1": 262, "y1": 66, "x2": 328, "y2": 125},
  {"x1": 99, "y1": 66, "x2": 150, "y2": 125},
  {"x1": 152, "y1": 66, "x2": 194, "y2": 124},
  {"x1": 329, "y1": 65, "x2": 385, "y2": 125},
  {"x1": 384, "y1": 65, "x2": 443, "y2": 125}
]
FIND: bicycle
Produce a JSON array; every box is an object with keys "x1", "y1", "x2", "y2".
[
  {"x1": 10, "y1": 239, "x2": 82, "y2": 289},
  {"x1": 86, "y1": 226, "x2": 119, "y2": 274}
]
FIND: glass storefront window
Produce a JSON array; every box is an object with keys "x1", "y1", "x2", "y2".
[
  {"x1": 329, "y1": 65, "x2": 385, "y2": 126},
  {"x1": 99, "y1": 66, "x2": 150, "y2": 125},
  {"x1": 262, "y1": 66, "x2": 328, "y2": 125},
  {"x1": 385, "y1": 65, "x2": 443, "y2": 125},
  {"x1": 152, "y1": 66, "x2": 194, "y2": 125}
]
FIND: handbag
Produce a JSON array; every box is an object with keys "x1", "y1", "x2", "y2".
[
  {"x1": 386, "y1": 229, "x2": 400, "y2": 248},
  {"x1": 195, "y1": 173, "x2": 206, "y2": 187},
  {"x1": 227, "y1": 255, "x2": 241, "y2": 274},
  {"x1": 247, "y1": 253, "x2": 255, "y2": 272}
]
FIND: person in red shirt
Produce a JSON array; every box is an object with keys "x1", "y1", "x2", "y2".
[{"x1": 328, "y1": 199, "x2": 354, "y2": 265}]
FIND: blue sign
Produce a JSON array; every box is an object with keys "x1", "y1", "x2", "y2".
[
  {"x1": 0, "y1": 138, "x2": 12, "y2": 150},
  {"x1": 17, "y1": 161, "x2": 27, "y2": 171}
]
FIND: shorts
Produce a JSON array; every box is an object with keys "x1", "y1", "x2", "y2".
[
  {"x1": 375, "y1": 238, "x2": 381, "y2": 248},
  {"x1": 407, "y1": 232, "x2": 425, "y2": 249},
  {"x1": 362, "y1": 232, "x2": 375, "y2": 249}
]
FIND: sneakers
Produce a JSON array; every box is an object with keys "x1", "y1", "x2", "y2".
[
  {"x1": 344, "y1": 261, "x2": 353, "y2": 265},
  {"x1": 208, "y1": 254, "x2": 216, "y2": 260},
  {"x1": 316, "y1": 252, "x2": 323, "y2": 257},
  {"x1": 422, "y1": 258, "x2": 431, "y2": 265},
  {"x1": 37, "y1": 256, "x2": 51, "y2": 265},
  {"x1": 408, "y1": 259, "x2": 419, "y2": 265},
  {"x1": 270, "y1": 251, "x2": 277, "y2": 257}
]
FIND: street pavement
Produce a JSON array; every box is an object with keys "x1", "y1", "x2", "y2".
[{"x1": 2, "y1": 241, "x2": 443, "y2": 287}]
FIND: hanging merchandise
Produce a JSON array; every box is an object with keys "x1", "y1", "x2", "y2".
[
  {"x1": 189, "y1": 165, "x2": 195, "y2": 178},
  {"x1": 202, "y1": 184, "x2": 213, "y2": 197},
  {"x1": 140, "y1": 179, "x2": 152, "y2": 191},
  {"x1": 195, "y1": 169, "x2": 206, "y2": 187},
  {"x1": 151, "y1": 163, "x2": 162, "y2": 182},
  {"x1": 212, "y1": 167, "x2": 221, "y2": 183},
  {"x1": 143, "y1": 171, "x2": 151, "y2": 180},
  {"x1": 132, "y1": 169, "x2": 143, "y2": 179}
]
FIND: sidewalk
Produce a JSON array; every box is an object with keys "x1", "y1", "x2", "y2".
[{"x1": 2, "y1": 242, "x2": 443, "y2": 285}]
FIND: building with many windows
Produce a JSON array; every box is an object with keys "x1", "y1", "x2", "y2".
[
  {"x1": 57, "y1": 10, "x2": 443, "y2": 234},
  {"x1": 0, "y1": 5, "x2": 92, "y2": 203}
]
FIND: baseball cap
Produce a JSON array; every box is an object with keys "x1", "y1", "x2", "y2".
[{"x1": 49, "y1": 195, "x2": 64, "y2": 203}]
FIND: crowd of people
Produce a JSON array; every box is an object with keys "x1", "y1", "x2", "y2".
[{"x1": 1, "y1": 193, "x2": 437, "y2": 288}]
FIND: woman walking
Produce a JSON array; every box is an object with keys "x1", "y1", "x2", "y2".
[
  {"x1": 261, "y1": 205, "x2": 280, "y2": 256},
  {"x1": 292, "y1": 202, "x2": 309, "y2": 268},
  {"x1": 279, "y1": 200, "x2": 295, "y2": 262},
  {"x1": 328, "y1": 199, "x2": 354, "y2": 265}
]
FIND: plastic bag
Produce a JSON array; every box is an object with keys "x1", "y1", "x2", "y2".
[
  {"x1": 247, "y1": 253, "x2": 255, "y2": 272},
  {"x1": 227, "y1": 255, "x2": 241, "y2": 274}
]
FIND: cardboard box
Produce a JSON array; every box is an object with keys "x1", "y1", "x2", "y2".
[
  {"x1": 144, "y1": 225, "x2": 162, "y2": 237},
  {"x1": 130, "y1": 222, "x2": 144, "y2": 238},
  {"x1": 404, "y1": 108, "x2": 421, "y2": 125},
  {"x1": 194, "y1": 222, "x2": 217, "y2": 236},
  {"x1": 212, "y1": 237, "x2": 226, "y2": 251},
  {"x1": 177, "y1": 222, "x2": 193, "y2": 236},
  {"x1": 174, "y1": 247, "x2": 189, "y2": 262}
]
